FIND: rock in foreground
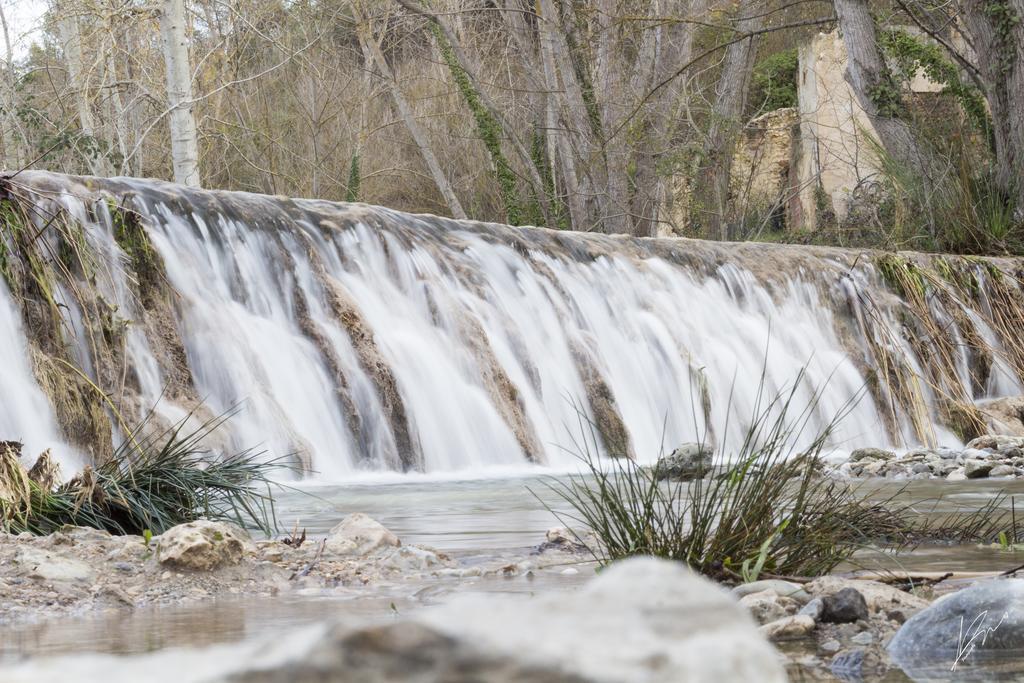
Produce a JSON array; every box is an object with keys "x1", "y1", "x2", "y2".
[
  {"x1": 233, "y1": 557, "x2": 786, "y2": 683},
  {"x1": 889, "y1": 579, "x2": 1024, "y2": 674}
]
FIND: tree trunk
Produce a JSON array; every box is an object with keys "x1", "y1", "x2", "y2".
[
  {"x1": 960, "y1": 0, "x2": 1024, "y2": 211},
  {"x1": 833, "y1": 0, "x2": 935, "y2": 190},
  {"x1": 692, "y1": 4, "x2": 762, "y2": 240},
  {"x1": 357, "y1": 24, "x2": 467, "y2": 220},
  {"x1": 160, "y1": 0, "x2": 201, "y2": 187},
  {"x1": 57, "y1": 2, "x2": 111, "y2": 176},
  {"x1": 0, "y1": 2, "x2": 24, "y2": 170},
  {"x1": 394, "y1": 0, "x2": 553, "y2": 225}
]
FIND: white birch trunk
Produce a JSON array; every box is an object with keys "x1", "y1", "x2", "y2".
[{"x1": 160, "y1": 0, "x2": 201, "y2": 187}]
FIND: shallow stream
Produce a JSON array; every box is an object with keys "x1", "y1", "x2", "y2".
[{"x1": 4, "y1": 472, "x2": 1024, "y2": 677}]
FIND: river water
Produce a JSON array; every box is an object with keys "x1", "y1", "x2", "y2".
[{"x1": 3, "y1": 472, "x2": 1024, "y2": 672}]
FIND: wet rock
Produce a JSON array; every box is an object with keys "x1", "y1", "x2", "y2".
[
  {"x1": 850, "y1": 448, "x2": 895, "y2": 462},
  {"x1": 759, "y1": 614, "x2": 815, "y2": 641},
  {"x1": 534, "y1": 527, "x2": 591, "y2": 554},
  {"x1": 967, "y1": 435, "x2": 1024, "y2": 451},
  {"x1": 947, "y1": 467, "x2": 967, "y2": 481},
  {"x1": 889, "y1": 579, "x2": 1024, "y2": 669},
  {"x1": 990, "y1": 464, "x2": 1018, "y2": 478},
  {"x1": 653, "y1": 443, "x2": 713, "y2": 481},
  {"x1": 15, "y1": 547, "x2": 94, "y2": 583},
  {"x1": 820, "y1": 587, "x2": 869, "y2": 624},
  {"x1": 732, "y1": 579, "x2": 811, "y2": 603},
  {"x1": 965, "y1": 459, "x2": 994, "y2": 478},
  {"x1": 799, "y1": 598, "x2": 824, "y2": 621},
  {"x1": 740, "y1": 590, "x2": 788, "y2": 625},
  {"x1": 851, "y1": 631, "x2": 874, "y2": 645},
  {"x1": 155, "y1": 520, "x2": 254, "y2": 571},
  {"x1": 324, "y1": 513, "x2": 400, "y2": 556},
  {"x1": 807, "y1": 577, "x2": 928, "y2": 614}
]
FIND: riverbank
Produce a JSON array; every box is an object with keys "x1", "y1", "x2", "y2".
[{"x1": 4, "y1": 513, "x2": 1024, "y2": 681}]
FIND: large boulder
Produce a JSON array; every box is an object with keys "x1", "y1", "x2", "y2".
[
  {"x1": 889, "y1": 579, "x2": 1024, "y2": 676},
  {"x1": 229, "y1": 622, "x2": 586, "y2": 683},
  {"x1": 412, "y1": 557, "x2": 786, "y2": 682},
  {"x1": 324, "y1": 513, "x2": 401, "y2": 556},
  {"x1": 233, "y1": 557, "x2": 784, "y2": 683},
  {"x1": 155, "y1": 520, "x2": 254, "y2": 571},
  {"x1": 653, "y1": 443, "x2": 713, "y2": 481}
]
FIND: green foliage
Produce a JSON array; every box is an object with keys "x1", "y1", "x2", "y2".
[
  {"x1": 750, "y1": 49, "x2": 799, "y2": 112},
  {"x1": 345, "y1": 153, "x2": 360, "y2": 203},
  {"x1": 876, "y1": 254, "x2": 927, "y2": 300},
  {"x1": 879, "y1": 29, "x2": 992, "y2": 142},
  {"x1": 867, "y1": 77, "x2": 905, "y2": 119},
  {"x1": 1, "y1": 411, "x2": 286, "y2": 536},
  {"x1": 431, "y1": 25, "x2": 523, "y2": 225},
  {"x1": 109, "y1": 201, "x2": 159, "y2": 282}
]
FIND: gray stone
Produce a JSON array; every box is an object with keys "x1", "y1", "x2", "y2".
[
  {"x1": 989, "y1": 464, "x2": 1018, "y2": 478},
  {"x1": 967, "y1": 435, "x2": 1024, "y2": 451},
  {"x1": 947, "y1": 467, "x2": 968, "y2": 481},
  {"x1": 799, "y1": 597, "x2": 824, "y2": 621},
  {"x1": 732, "y1": 579, "x2": 811, "y2": 603},
  {"x1": 653, "y1": 443, "x2": 713, "y2": 480},
  {"x1": 15, "y1": 547, "x2": 93, "y2": 583},
  {"x1": 324, "y1": 513, "x2": 401, "y2": 556},
  {"x1": 965, "y1": 459, "x2": 995, "y2": 479},
  {"x1": 911, "y1": 462, "x2": 932, "y2": 474},
  {"x1": 889, "y1": 579, "x2": 1024, "y2": 671},
  {"x1": 850, "y1": 448, "x2": 896, "y2": 462},
  {"x1": 821, "y1": 639, "x2": 842, "y2": 653},
  {"x1": 820, "y1": 587, "x2": 869, "y2": 624},
  {"x1": 851, "y1": 631, "x2": 874, "y2": 646},
  {"x1": 963, "y1": 448, "x2": 996, "y2": 460},
  {"x1": 155, "y1": 520, "x2": 254, "y2": 571}
]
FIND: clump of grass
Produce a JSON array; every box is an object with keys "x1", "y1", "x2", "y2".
[
  {"x1": 0, "y1": 412, "x2": 284, "y2": 536},
  {"x1": 543, "y1": 369, "x2": 1013, "y2": 583}
]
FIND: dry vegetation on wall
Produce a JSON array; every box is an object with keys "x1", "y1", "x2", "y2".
[
  {"x1": 5, "y1": 0, "x2": 1020, "y2": 248},
  {"x1": 858, "y1": 252, "x2": 1024, "y2": 446}
]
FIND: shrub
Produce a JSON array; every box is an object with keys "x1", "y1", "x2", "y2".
[
  {"x1": 750, "y1": 49, "x2": 799, "y2": 113},
  {"x1": 542, "y1": 369, "x2": 1012, "y2": 582},
  {"x1": 0, "y1": 411, "x2": 285, "y2": 536}
]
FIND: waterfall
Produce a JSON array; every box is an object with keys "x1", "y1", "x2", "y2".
[
  {"x1": 1, "y1": 171, "x2": 1021, "y2": 477},
  {"x1": 0, "y1": 278, "x2": 76, "y2": 469}
]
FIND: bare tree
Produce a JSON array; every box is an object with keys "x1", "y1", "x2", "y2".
[
  {"x1": 356, "y1": 10, "x2": 467, "y2": 219},
  {"x1": 833, "y1": 0, "x2": 936, "y2": 183},
  {"x1": 689, "y1": 1, "x2": 765, "y2": 240},
  {"x1": 160, "y1": 0, "x2": 201, "y2": 186}
]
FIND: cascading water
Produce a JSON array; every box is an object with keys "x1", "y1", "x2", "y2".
[
  {"x1": 1, "y1": 171, "x2": 1022, "y2": 478},
  {"x1": 0, "y1": 279, "x2": 75, "y2": 469}
]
